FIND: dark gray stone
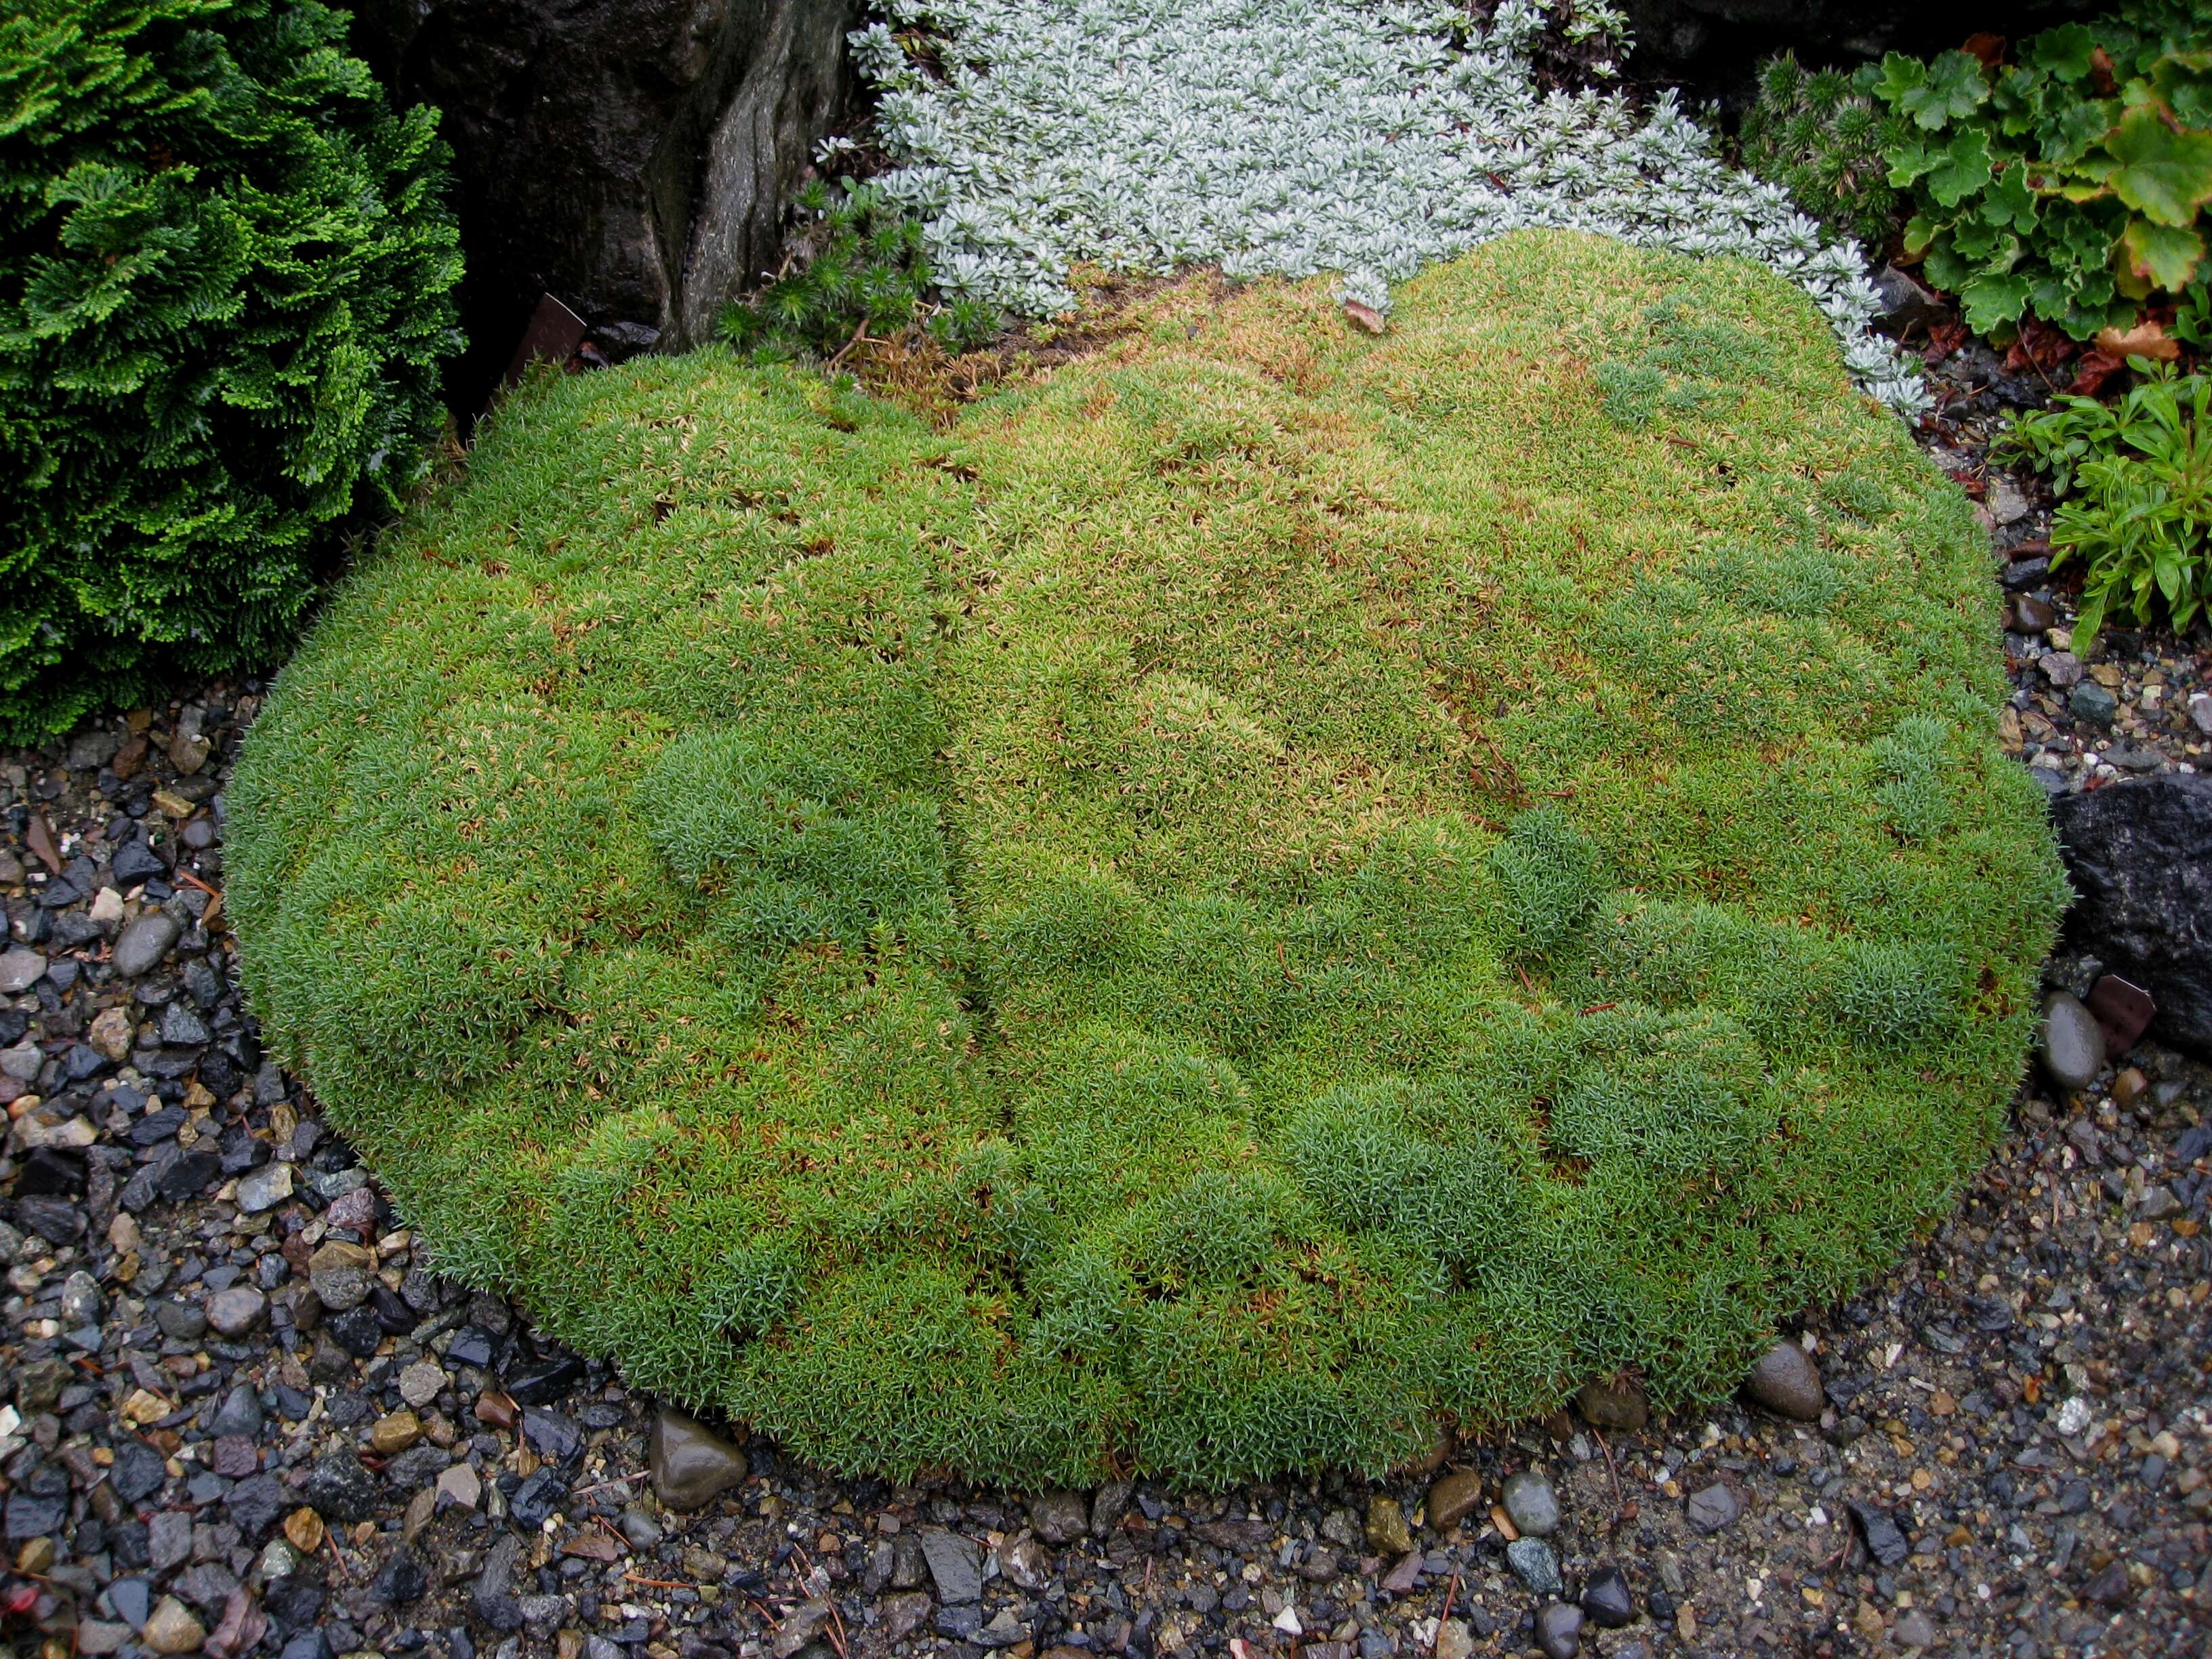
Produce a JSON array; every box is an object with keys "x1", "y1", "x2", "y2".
[
  {"x1": 1029, "y1": 1489, "x2": 1090, "y2": 1545},
  {"x1": 521, "y1": 1407, "x2": 583, "y2": 1465},
  {"x1": 510, "y1": 1467, "x2": 566, "y2": 1528},
  {"x1": 2068, "y1": 682, "x2": 2118, "y2": 725},
  {"x1": 110, "y1": 1440, "x2": 169, "y2": 1505},
  {"x1": 1849, "y1": 1500, "x2": 1910, "y2": 1567},
  {"x1": 225, "y1": 1474, "x2": 286, "y2": 1538},
  {"x1": 4, "y1": 1492, "x2": 66, "y2": 1540},
  {"x1": 1535, "y1": 1602, "x2": 1584, "y2": 1659},
  {"x1": 302, "y1": 1452, "x2": 380, "y2": 1522},
  {"x1": 2053, "y1": 774, "x2": 2212, "y2": 1054},
  {"x1": 471, "y1": 1533, "x2": 525, "y2": 1632},
  {"x1": 920, "y1": 1527, "x2": 984, "y2": 1603},
  {"x1": 1685, "y1": 1483, "x2": 1741, "y2": 1533},
  {"x1": 1580, "y1": 1565, "x2": 1636, "y2": 1629}
]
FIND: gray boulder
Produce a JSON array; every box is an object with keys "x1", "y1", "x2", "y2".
[{"x1": 350, "y1": 0, "x2": 861, "y2": 393}]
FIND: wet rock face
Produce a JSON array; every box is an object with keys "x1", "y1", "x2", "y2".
[
  {"x1": 350, "y1": 0, "x2": 861, "y2": 393},
  {"x1": 1618, "y1": 1, "x2": 2095, "y2": 96},
  {"x1": 2052, "y1": 774, "x2": 2212, "y2": 1057}
]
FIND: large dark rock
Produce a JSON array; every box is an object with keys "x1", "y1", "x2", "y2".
[
  {"x1": 2052, "y1": 775, "x2": 2212, "y2": 1057},
  {"x1": 1619, "y1": 1, "x2": 2095, "y2": 97},
  {"x1": 352, "y1": 0, "x2": 862, "y2": 395}
]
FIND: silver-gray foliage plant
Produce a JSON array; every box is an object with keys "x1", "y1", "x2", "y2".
[{"x1": 848, "y1": 0, "x2": 1929, "y2": 414}]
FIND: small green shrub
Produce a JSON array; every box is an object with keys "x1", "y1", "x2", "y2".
[
  {"x1": 718, "y1": 177, "x2": 998, "y2": 360},
  {"x1": 1872, "y1": 3, "x2": 2212, "y2": 337},
  {"x1": 1738, "y1": 52, "x2": 1910, "y2": 247},
  {"x1": 1998, "y1": 362, "x2": 2212, "y2": 647},
  {"x1": 232, "y1": 233, "x2": 2064, "y2": 1483},
  {"x1": 0, "y1": 0, "x2": 464, "y2": 740}
]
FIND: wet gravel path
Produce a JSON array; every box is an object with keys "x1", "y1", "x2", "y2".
[{"x1": 1, "y1": 354, "x2": 2207, "y2": 1659}]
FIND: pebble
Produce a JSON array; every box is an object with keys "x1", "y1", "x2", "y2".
[
  {"x1": 110, "y1": 912, "x2": 180, "y2": 979},
  {"x1": 2041, "y1": 991, "x2": 2106, "y2": 1092},
  {"x1": 436, "y1": 1460, "x2": 482, "y2": 1510},
  {"x1": 1029, "y1": 1490, "x2": 1089, "y2": 1544},
  {"x1": 1534, "y1": 1601, "x2": 1584, "y2": 1659},
  {"x1": 648, "y1": 1406, "x2": 748, "y2": 1511},
  {"x1": 1425, "y1": 1469, "x2": 1483, "y2": 1530},
  {"x1": 307, "y1": 1240, "x2": 374, "y2": 1311},
  {"x1": 1685, "y1": 1483, "x2": 1741, "y2": 1533},
  {"x1": 398, "y1": 1358, "x2": 448, "y2": 1409},
  {"x1": 1504, "y1": 1537, "x2": 1561, "y2": 1596},
  {"x1": 205, "y1": 1286, "x2": 266, "y2": 1337},
  {"x1": 2069, "y1": 681, "x2": 2118, "y2": 724},
  {"x1": 370, "y1": 1410, "x2": 423, "y2": 1454},
  {"x1": 1500, "y1": 1469, "x2": 1559, "y2": 1537},
  {"x1": 1580, "y1": 1564, "x2": 1635, "y2": 1627},
  {"x1": 1849, "y1": 1500, "x2": 1910, "y2": 1567},
  {"x1": 1741, "y1": 1338, "x2": 1824, "y2": 1419},
  {"x1": 142, "y1": 1595, "x2": 206, "y2": 1654},
  {"x1": 921, "y1": 1527, "x2": 984, "y2": 1603},
  {"x1": 1573, "y1": 1375, "x2": 1646, "y2": 1430},
  {"x1": 233, "y1": 1161, "x2": 293, "y2": 1213},
  {"x1": 0, "y1": 947, "x2": 47, "y2": 994},
  {"x1": 1364, "y1": 1494, "x2": 1412, "y2": 1555},
  {"x1": 2041, "y1": 651, "x2": 2084, "y2": 688}
]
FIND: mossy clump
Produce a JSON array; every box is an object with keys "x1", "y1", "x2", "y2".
[{"x1": 230, "y1": 231, "x2": 2066, "y2": 1485}]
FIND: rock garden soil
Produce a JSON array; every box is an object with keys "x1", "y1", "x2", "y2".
[{"x1": 1, "y1": 348, "x2": 2207, "y2": 1659}]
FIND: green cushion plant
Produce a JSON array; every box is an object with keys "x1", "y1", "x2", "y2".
[
  {"x1": 230, "y1": 232, "x2": 2065, "y2": 1484},
  {"x1": 0, "y1": 0, "x2": 462, "y2": 741}
]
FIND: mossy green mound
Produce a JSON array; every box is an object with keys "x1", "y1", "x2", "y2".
[{"x1": 230, "y1": 232, "x2": 2066, "y2": 1484}]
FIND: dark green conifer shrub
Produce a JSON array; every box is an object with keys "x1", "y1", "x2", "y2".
[
  {"x1": 230, "y1": 234, "x2": 2064, "y2": 1483},
  {"x1": 0, "y1": 0, "x2": 462, "y2": 740},
  {"x1": 1738, "y1": 52, "x2": 1910, "y2": 248}
]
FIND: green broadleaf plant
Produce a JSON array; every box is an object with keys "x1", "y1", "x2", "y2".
[
  {"x1": 1875, "y1": 3, "x2": 2212, "y2": 341},
  {"x1": 1998, "y1": 360, "x2": 2212, "y2": 650}
]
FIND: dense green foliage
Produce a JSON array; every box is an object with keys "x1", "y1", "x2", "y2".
[
  {"x1": 718, "y1": 178, "x2": 997, "y2": 361},
  {"x1": 2000, "y1": 361, "x2": 2212, "y2": 649},
  {"x1": 231, "y1": 233, "x2": 2065, "y2": 1483},
  {"x1": 1872, "y1": 3, "x2": 2212, "y2": 338},
  {"x1": 1737, "y1": 52, "x2": 1910, "y2": 248},
  {"x1": 0, "y1": 0, "x2": 462, "y2": 740}
]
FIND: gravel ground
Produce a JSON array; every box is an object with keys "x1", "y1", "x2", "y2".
[{"x1": 2, "y1": 348, "x2": 2209, "y2": 1659}]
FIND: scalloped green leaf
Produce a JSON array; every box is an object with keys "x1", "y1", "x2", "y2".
[
  {"x1": 1926, "y1": 127, "x2": 1995, "y2": 207},
  {"x1": 2119, "y1": 216, "x2": 2206, "y2": 289},
  {"x1": 1959, "y1": 269, "x2": 2034, "y2": 332},
  {"x1": 2102, "y1": 105, "x2": 2212, "y2": 226},
  {"x1": 1896, "y1": 52, "x2": 1992, "y2": 131},
  {"x1": 2024, "y1": 23, "x2": 2097, "y2": 81}
]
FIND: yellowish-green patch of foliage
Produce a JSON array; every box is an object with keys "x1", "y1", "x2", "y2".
[{"x1": 229, "y1": 232, "x2": 2066, "y2": 1484}]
